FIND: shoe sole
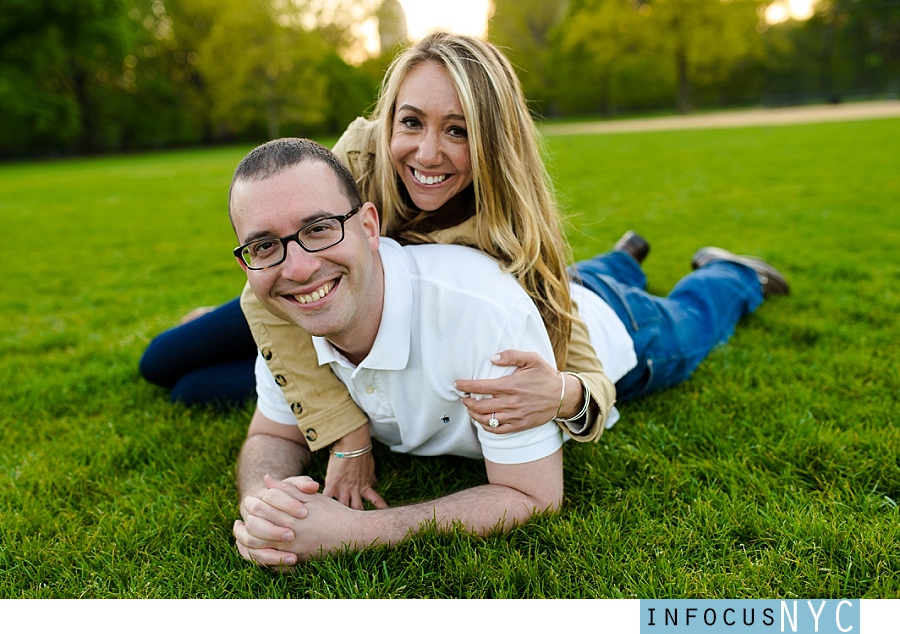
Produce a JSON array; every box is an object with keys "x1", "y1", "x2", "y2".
[{"x1": 692, "y1": 247, "x2": 789, "y2": 296}]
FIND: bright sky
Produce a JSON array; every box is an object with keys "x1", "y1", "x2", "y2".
[
  {"x1": 397, "y1": 0, "x2": 490, "y2": 40},
  {"x1": 764, "y1": 0, "x2": 817, "y2": 24},
  {"x1": 350, "y1": 0, "x2": 489, "y2": 61},
  {"x1": 353, "y1": 0, "x2": 813, "y2": 60},
  {"x1": 392, "y1": 1, "x2": 816, "y2": 38}
]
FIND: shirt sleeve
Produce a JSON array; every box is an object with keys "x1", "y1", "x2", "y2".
[
  {"x1": 472, "y1": 298, "x2": 564, "y2": 465},
  {"x1": 560, "y1": 304, "x2": 618, "y2": 442},
  {"x1": 254, "y1": 354, "x2": 301, "y2": 426},
  {"x1": 423, "y1": 219, "x2": 617, "y2": 444},
  {"x1": 332, "y1": 117, "x2": 378, "y2": 201},
  {"x1": 240, "y1": 282, "x2": 369, "y2": 450}
]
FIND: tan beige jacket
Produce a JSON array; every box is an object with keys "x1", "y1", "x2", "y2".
[{"x1": 240, "y1": 118, "x2": 616, "y2": 451}]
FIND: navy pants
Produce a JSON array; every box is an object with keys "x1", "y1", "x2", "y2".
[
  {"x1": 139, "y1": 298, "x2": 257, "y2": 405},
  {"x1": 570, "y1": 251, "x2": 763, "y2": 402}
]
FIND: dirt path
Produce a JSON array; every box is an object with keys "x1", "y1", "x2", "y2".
[{"x1": 540, "y1": 100, "x2": 900, "y2": 136}]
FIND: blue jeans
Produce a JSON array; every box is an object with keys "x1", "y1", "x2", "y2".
[
  {"x1": 139, "y1": 298, "x2": 257, "y2": 405},
  {"x1": 570, "y1": 251, "x2": 763, "y2": 402}
]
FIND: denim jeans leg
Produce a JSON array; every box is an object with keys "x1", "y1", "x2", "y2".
[
  {"x1": 571, "y1": 258, "x2": 763, "y2": 402},
  {"x1": 569, "y1": 250, "x2": 647, "y2": 291}
]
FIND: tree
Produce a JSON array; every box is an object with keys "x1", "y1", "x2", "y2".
[
  {"x1": 635, "y1": 0, "x2": 764, "y2": 112},
  {"x1": 376, "y1": 0, "x2": 408, "y2": 55},
  {"x1": 557, "y1": 0, "x2": 765, "y2": 113},
  {"x1": 558, "y1": 0, "x2": 655, "y2": 115},
  {"x1": 0, "y1": 0, "x2": 382, "y2": 155},
  {"x1": 489, "y1": 0, "x2": 571, "y2": 113},
  {"x1": 803, "y1": 0, "x2": 900, "y2": 99},
  {"x1": 0, "y1": 0, "x2": 136, "y2": 154},
  {"x1": 186, "y1": 0, "x2": 380, "y2": 140}
]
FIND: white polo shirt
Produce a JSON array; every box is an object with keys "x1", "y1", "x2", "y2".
[{"x1": 257, "y1": 238, "x2": 564, "y2": 465}]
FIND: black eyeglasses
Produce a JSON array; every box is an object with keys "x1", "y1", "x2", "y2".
[{"x1": 234, "y1": 206, "x2": 361, "y2": 270}]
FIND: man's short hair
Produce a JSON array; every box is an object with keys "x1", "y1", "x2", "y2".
[{"x1": 229, "y1": 138, "x2": 363, "y2": 212}]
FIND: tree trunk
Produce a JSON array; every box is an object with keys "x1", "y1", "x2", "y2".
[
  {"x1": 676, "y1": 43, "x2": 692, "y2": 113},
  {"x1": 599, "y1": 66, "x2": 612, "y2": 117}
]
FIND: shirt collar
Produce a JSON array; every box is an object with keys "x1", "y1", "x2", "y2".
[{"x1": 312, "y1": 238, "x2": 412, "y2": 373}]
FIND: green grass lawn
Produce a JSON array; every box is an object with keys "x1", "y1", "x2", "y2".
[{"x1": 1, "y1": 119, "x2": 898, "y2": 598}]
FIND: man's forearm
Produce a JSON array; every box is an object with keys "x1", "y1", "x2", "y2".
[
  {"x1": 260, "y1": 449, "x2": 564, "y2": 561},
  {"x1": 357, "y1": 482, "x2": 556, "y2": 546},
  {"x1": 347, "y1": 450, "x2": 563, "y2": 549},
  {"x1": 237, "y1": 433, "x2": 309, "y2": 499}
]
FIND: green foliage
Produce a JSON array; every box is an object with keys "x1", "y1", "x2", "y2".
[
  {"x1": 532, "y1": 0, "x2": 765, "y2": 114},
  {"x1": 651, "y1": 0, "x2": 764, "y2": 111},
  {"x1": 0, "y1": 0, "x2": 378, "y2": 156},
  {"x1": 196, "y1": 0, "x2": 328, "y2": 138},
  {"x1": 0, "y1": 0, "x2": 136, "y2": 153},
  {"x1": 4, "y1": 1, "x2": 899, "y2": 154},
  {"x1": 489, "y1": 0, "x2": 571, "y2": 112},
  {"x1": 762, "y1": 0, "x2": 900, "y2": 104},
  {"x1": 1, "y1": 118, "x2": 899, "y2": 597},
  {"x1": 491, "y1": 0, "x2": 900, "y2": 115},
  {"x1": 557, "y1": 0, "x2": 670, "y2": 115}
]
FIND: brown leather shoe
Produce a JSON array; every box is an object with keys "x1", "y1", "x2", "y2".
[
  {"x1": 691, "y1": 247, "x2": 789, "y2": 296},
  {"x1": 614, "y1": 231, "x2": 650, "y2": 264}
]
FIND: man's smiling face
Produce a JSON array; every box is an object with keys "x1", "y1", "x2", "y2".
[{"x1": 231, "y1": 160, "x2": 383, "y2": 357}]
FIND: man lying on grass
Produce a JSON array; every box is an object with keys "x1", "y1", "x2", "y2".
[
  {"x1": 229, "y1": 138, "x2": 788, "y2": 567},
  {"x1": 230, "y1": 139, "x2": 565, "y2": 566}
]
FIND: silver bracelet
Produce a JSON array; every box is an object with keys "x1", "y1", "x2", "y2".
[
  {"x1": 552, "y1": 372, "x2": 590, "y2": 424},
  {"x1": 330, "y1": 444, "x2": 373, "y2": 459},
  {"x1": 553, "y1": 371, "x2": 566, "y2": 419}
]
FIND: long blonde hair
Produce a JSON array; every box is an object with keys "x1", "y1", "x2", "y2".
[{"x1": 367, "y1": 33, "x2": 573, "y2": 367}]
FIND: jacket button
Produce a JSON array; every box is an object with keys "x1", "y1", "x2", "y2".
[
  {"x1": 261, "y1": 348, "x2": 273, "y2": 360},
  {"x1": 274, "y1": 374, "x2": 287, "y2": 386},
  {"x1": 291, "y1": 402, "x2": 303, "y2": 415},
  {"x1": 305, "y1": 428, "x2": 317, "y2": 442}
]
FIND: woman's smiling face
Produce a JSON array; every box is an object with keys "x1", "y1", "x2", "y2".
[{"x1": 389, "y1": 61, "x2": 474, "y2": 212}]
